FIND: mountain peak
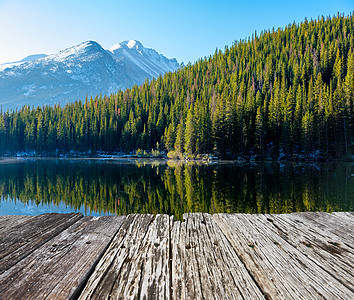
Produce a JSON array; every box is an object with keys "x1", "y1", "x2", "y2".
[
  {"x1": 47, "y1": 40, "x2": 106, "y2": 62},
  {"x1": 109, "y1": 40, "x2": 143, "y2": 53},
  {"x1": 82, "y1": 40, "x2": 101, "y2": 48},
  {"x1": 70, "y1": 40, "x2": 103, "y2": 52},
  {"x1": 126, "y1": 40, "x2": 141, "y2": 49}
]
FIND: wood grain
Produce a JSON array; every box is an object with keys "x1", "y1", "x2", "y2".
[
  {"x1": 79, "y1": 214, "x2": 155, "y2": 299},
  {"x1": 213, "y1": 213, "x2": 354, "y2": 299},
  {"x1": 264, "y1": 213, "x2": 354, "y2": 291},
  {"x1": 285, "y1": 212, "x2": 354, "y2": 242},
  {"x1": 0, "y1": 215, "x2": 125, "y2": 300},
  {"x1": 171, "y1": 213, "x2": 264, "y2": 300},
  {"x1": 0, "y1": 212, "x2": 83, "y2": 274},
  {"x1": 0, "y1": 215, "x2": 34, "y2": 232}
]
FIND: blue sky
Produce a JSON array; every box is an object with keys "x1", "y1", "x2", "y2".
[{"x1": 0, "y1": 0, "x2": 352, "y2": 64}]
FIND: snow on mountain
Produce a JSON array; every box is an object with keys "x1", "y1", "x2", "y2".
[
  {"x1": 0, "y1": 40, "x2": 180, "y2": 111},
  {"x1": 18, "y1": 54, "x2": 48, "y2": 63},
  {"x1": 0, "y1": 54, "x2": 47, "y2": 72},
  {"x1": 108, "y1": 40, "x2": 179, "y2": 81}
]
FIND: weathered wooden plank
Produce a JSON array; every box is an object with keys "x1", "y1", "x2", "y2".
[
  {"x1": 259, "y1": 213, "x2": 354, "y2": 291},
  {"x1": 284, "y1": 212, "x2": 354, "y2": 244},
  {"x1": 0, "y1": 212, "x2": 83, "y2": 274},
  {"x1": 115, "y1": 214, "x2": 171, "y2": 299},
  {"x1": 213, "y1": 213, "x2": 354, "y2": 299},
  {"x1": 0, "y1": 215, "x2": 125, "y2": 300},
  {"x1": 138, "y1": 214, "x2": 170, "y2": 299},
  {"x1": 302, "y1": 212, "x2": 354, "y2": 231},
  {"x1": 0, "y1": 215, "x2": 34, "y2": 232},
  {"x1": 171, "y1": 213, "x2": 264, "y2": 300},
  {"x1": 333, "y1": 211, "x2": 354, "y2": 220},
  {"x1": 79, "y1": 214, "x2": 155, "y2": 299},
  {"x1": 171, "y1": 214, "x2": 204, "y2": 299}
]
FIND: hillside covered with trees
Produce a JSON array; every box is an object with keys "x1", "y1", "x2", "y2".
[{"x1": 0, "y1": 14, "x2": 353, "y2": 160}]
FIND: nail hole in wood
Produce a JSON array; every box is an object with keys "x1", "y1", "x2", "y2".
[
  {"x1": 185, "y1": 244, "x2": 191, "y2": 250},
  {"x1": 201, "y1": 220, "x2": 206, "y2": 225},
  {"x1": 248, "y1": 244, "x2": 255, "y2": 248},
  {"x1": 273, "y1": 241, "x2": 279, "y2": 245},
  {"x1": 86, "y1": 241, "x2": 91, "y2": 244},
  {"x1": 121, "y1": 244, "x2": 126, "y2": 249},
  {"x1": 154, "y1": 243, "x2": 160, "y2": 247},
  {"x1": 267, "y1": 218, "x2": 274, "y2": 223}
]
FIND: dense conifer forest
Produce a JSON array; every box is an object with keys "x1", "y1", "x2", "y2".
[{"x1": 0, "y1": 14, "x2": 353, "y2": 160}]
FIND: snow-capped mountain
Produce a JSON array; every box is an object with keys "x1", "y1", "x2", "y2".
[
  {"x1": 0, "y1": 40, "x2": 180, "y2": 110},
  {"x1": 109, "y1": 40, "x2": 179, "y2": 82},
  {"x1": 0, "y1": 54, "x2": 47, "y2": 72}
]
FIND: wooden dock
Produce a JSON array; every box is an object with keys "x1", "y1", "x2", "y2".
[{"x1": 0, "y1": 212, "x2": 353, "y2": 299}]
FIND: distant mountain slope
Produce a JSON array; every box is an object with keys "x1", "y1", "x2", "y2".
[
  {"x1": 0, "y1": 54, "x2": 47, "y2": 72},
  {"x1": 109, "y1": 40, "x2": 179, "y2": 82},
  {"x1": 0, "y1": 40, "x2": 180, "y2": 110}
]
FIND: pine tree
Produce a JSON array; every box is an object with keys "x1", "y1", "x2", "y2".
[
  {"x1": 174, "y1": 120, "x2": 184, "y2": 156},
  {"x1": 184, "y1": 106, "x2": 196, "y2": 154}
]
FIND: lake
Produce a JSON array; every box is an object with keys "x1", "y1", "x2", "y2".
[{"x1": 0, "y1": 158, "x2": 352, "y2": 220}]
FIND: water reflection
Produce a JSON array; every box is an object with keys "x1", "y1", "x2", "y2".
[{"x1": 0, "y1": 159, "x2": 352, "y2": 220}]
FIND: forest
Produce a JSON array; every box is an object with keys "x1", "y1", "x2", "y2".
[{"x1": 0, "y1": 13, "x2": 353, "y2": 160}]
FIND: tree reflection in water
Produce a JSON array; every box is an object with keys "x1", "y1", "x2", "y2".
[{"x1": 0, "y1": 159, "x2": 352, "y2": 220}]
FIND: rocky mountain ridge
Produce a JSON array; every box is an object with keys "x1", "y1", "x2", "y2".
[{"x1": 0, "y1": 40, "x2": 180, "y2": 110}]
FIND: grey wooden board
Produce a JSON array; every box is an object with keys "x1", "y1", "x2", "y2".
[
  {"x1": 135, "y1": 214, "x2": 170, "y2": 299},
  {"x1": 333, "y1": 211, "x2": 354, "y2": 220},
  {"x1": 79, "y1": 214, "x2": 156, "y2": 299},
  {"x1": 0, "y1": 215, "x2": 34, "y2": 232},
  {"x1": 302, "y1": 212, "x2": 354, "y2": 231},
  {"x1": 171, "y1": 213, "x2": 264, "y2": 300},
  {"x1": 259, "y1": 213, "x2": 354, "y2": 291},
  {"x1": 0, "y1": 215, "x2": 125, "y2": 300},
  {"x1": 213, "y1": 213, "x2": 354, "y2": 299},
  {"x1": 284, "y1": 212, "x2": 354, "y2": 245},
  {"x1": 0, "y1": 212, "x2": 83, "y2": 274}
]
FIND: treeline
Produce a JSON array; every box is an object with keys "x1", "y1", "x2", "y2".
[{"x1": 0, "y1": 13, "x2": 353, "y2": 159}]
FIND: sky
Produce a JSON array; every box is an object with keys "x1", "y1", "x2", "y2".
[{"x1": 0, "y1": 0, "x2": 352, "y2": 65}]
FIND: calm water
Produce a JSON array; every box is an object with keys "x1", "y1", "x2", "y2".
[{"x1": 0, "y1": 158, "x2": 352, "y2": 220}]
